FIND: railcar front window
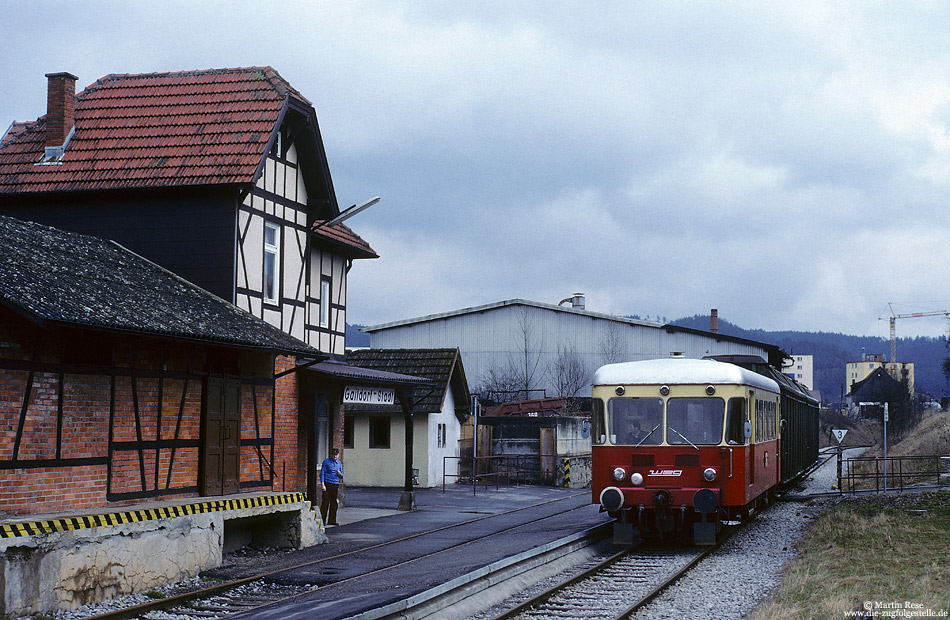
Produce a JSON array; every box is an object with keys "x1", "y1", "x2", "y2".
[
  {"x1": 592, "y1": 398, "x2": 607, "y2": 445},
  {"x1": 608, "y1": 397, "x2": 663, "y2": 445},
  {"x1": 666, "y1": 398, "x2": 724, "y2": 445}
]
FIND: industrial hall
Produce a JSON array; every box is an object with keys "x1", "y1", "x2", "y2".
[{"x1": 0, "y1": 67, "x2": 434, "y2": 617}]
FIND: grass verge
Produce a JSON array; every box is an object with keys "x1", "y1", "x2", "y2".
[{"x1": 748, "y1": 492, "x2": 950, "y2": 620}]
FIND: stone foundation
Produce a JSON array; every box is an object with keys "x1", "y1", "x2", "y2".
[{"x1": 0, "y1": 494, "x2": 325, "y2": 618}]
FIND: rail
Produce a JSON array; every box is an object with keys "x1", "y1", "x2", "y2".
[{"x1": 839, "y1": 454, "x2": 950, "y2": 492}]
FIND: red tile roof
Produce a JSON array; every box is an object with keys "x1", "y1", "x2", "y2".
[
  {"x1": 312, "y1": 220, "x2": 379, "y2": 259},
  {"x1": 0, "y1": 67, "x2": 305, "y2": 194}
]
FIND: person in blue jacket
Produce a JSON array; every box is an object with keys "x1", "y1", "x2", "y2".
[{"x1": 320, "y1": 448, "x2": 344, "y2": 526}]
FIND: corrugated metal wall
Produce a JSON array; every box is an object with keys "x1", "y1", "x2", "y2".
[{"x1": 369, "y1": 302, "x2": 771, "y2": 397}]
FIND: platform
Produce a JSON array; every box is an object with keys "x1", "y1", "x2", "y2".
[
  {"x1": 0, "y1": 491, "x2": 323, "y2": 618},
  {"x1": 207, "y1": 484, "x2": 608, "y2": 620}
]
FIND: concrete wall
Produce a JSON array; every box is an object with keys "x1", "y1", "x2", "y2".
[
  {"x1": 0, "y1": 498, "x2": 323, "y2": 618},
  {"x1": 479, "y1": 416, "x2": 592, "y2": 487}
]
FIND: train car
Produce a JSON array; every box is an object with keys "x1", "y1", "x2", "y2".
[{"x1": 591, "y1": 356, "x2": 818, "y2": 545}]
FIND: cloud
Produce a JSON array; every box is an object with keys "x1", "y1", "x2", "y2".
[{"x1": 2, "y1": 1, "x2": 948, "y2": 338}]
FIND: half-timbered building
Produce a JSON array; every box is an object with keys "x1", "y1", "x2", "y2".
[
  {"x1": 0, "y1": 215, "x2": 327, "y2": 616},
  {"x1": 0, "y1": 68, "x2": 377, "y2": 354},
  {"x1": 0, "y1": 67, "x2": 385, "y2": 509},
  {"x1": 0, "y1": 68, "x2": 423, "y2": 614}
]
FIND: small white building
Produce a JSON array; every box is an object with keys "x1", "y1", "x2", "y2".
[
  {"x1": 363, "y1": 299, "x2": 786, "y2": 399},
  {"x1": 344, "y1": 349, "x2": 470, "y2": 487}
]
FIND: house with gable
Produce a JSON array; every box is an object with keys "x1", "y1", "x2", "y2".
[
  {"x1": 0, "y1": 68, "x2": 408, "y2": 505},
  {"x1": 345, "y1": 349, "x2": 471, "y2": 488}
]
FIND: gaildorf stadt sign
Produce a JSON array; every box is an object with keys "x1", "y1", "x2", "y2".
[{"x1": 343, "y1": 385, "x2": 396, "y2": 405}]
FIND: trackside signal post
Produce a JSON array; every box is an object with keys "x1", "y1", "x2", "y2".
[{"x1": 833, "y1": 428, "x2": 848, "y2": 491}]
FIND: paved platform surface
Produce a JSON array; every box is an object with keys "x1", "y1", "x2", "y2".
[{"x1": 212, "y1": 484, "x2": 608, "y2": 620}]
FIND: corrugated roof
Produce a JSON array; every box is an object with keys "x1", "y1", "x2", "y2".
[
  {"x1": 362, "y1": 298, "x2": 785, "y2": 362},
  {"x1": 0, "y1": 67, "x2": 297, "y2": 194},
  {"x1": 0, "y1": 214, "x2": 320, "y2": 357},
  {"x1": 361, "y1": 299, "x2": 665, "y2": 332}
]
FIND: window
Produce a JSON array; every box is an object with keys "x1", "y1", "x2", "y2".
[
  {"x1": 369, "y1": 416, "x2": 390, "y2": 449},
  {"x1": 263, "y1": 222, "x2": 280, "y2": 304},
  {"x1": 753, "y1": 399, "x2": 777, "y2": 442},
  {"x1": 343, "y1": 415, "x2": 354, "y2": 449},
  {"x1": 725, "y1": 397, "x2": 746, "y2": 445},
  {"x1": 591, "y1": 398, "x2": 606, "y2": 445},
  {"x1": 320, "y1": 278, "x2": 331, "y2": 327},
  {"x1": 270, "y1": 125, "x2": 284, "y2": 158},
  {"x1": 608, "y1": 397, "x2": 663, "y2": 445},
  {"x1": 437, "y1": 423, "x2": 446, "y2": 449},
  {"x1": 667, "y1": 398, "x2": 724, "y2": 445}
]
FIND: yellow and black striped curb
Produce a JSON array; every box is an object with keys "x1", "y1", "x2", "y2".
[
  {"x1": 0, "y1": 492, "x2": 310, "y2": 540},
  {"x1": 562, "y1": 458, "x2": 571, "y2": 487}
]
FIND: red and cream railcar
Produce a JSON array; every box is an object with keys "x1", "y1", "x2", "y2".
[{"x1": 591, "y1": 357, "x2": 783, "y2": 545}]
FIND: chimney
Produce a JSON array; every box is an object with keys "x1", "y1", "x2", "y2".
[
  {"x1": 45, "y1": 72, "x2": 78, "y2": 148},
  {"x1": 710, "y1": 309, "x2": 719, "y2": 334},
  {"x1": 572, "y1": 293, "x2": 585, "y2": 310},
  {"x1": 558, "y1": 292, "x2": 586, "y2": 310}
]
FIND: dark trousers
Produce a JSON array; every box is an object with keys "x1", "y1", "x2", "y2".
[{"x1": 321, "y1": 482, "x2": 339, "y2": 525}]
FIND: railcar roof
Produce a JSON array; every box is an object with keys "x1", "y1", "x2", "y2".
[{"x1": 592, "y1": 358, "x2": 780, "y2": 393}]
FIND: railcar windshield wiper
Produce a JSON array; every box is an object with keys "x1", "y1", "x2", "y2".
[
  {"x1": 668, "y1": 426, "x2": 699, "y2": 450},
  {"x1": 635, "y1": 423, "x2": 661, "y2": 447}
]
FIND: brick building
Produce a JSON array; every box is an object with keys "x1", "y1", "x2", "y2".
[
  {"x1": 0, "y1": 67, "x2": 430, "y2": 615},
  {"x1": 0, "y1": 67, "x2": 415, "y2": 507},
  {"x1": 0, "y1": 215, "x2": 327, "y2": 614}
]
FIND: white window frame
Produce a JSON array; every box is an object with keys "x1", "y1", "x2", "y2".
[
  {"x1": 320, "y1": 278, "x2": 331, "y2": 327},
  {"x1": 263, "y1": 222, "x2": 280, "y2": 305}
]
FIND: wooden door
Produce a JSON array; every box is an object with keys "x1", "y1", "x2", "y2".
[{"x1": 202, "y1": 377, "x2": 241, "y2": 495}]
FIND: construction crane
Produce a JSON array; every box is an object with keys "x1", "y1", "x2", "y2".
[{"x1": 880, "y1": 303, "x2": 950, "y2": 362}]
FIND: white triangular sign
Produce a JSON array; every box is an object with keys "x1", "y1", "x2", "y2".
[{"x1": 832, "y1": 429, "x2": 848, "y2": 444}]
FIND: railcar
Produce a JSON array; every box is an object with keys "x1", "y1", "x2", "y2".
[{"x1": 591, "y1": 356, "x2": 818, "y2": 545}]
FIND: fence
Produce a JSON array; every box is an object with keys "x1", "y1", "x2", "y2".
[
  {"x1": 442, "y1": 453, "x2": 591, "y2": 494},
  {"x1": 839, "y1": 454, "x2": 950, "y2": 492}
]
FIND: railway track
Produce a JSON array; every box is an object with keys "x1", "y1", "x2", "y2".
[
  {"x1": 82, "y1": 491, "x2": 599, "y2": 620},
  {"x1": 481, "y1": 527, "x2": 737, "y2": 620}
]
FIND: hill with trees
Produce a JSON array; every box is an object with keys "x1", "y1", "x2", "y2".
[{"x1": 670, "y1": 315, "x2": 950, "y2": 404}]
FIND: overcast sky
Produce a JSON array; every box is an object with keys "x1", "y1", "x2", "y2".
[{"x1": 2, "y1": 2, "x2": 949, "y2": 338}]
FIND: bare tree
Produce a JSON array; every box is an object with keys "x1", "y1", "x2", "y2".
[
  {"x1": 547, "y1": 344, "x2": 588, "y2": 398},
  {"x1": 510, "y1": 305, "x2": 544, "y2": 399},
  {"x1": 599, "y1": 322, "x2": 627, "y2": 365},
  {"x1": 475, "y1": 360, "x2": 523, "y2": 403}
]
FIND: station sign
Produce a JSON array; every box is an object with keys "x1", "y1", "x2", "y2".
[{"x1": 343, "y1": 385, "x2": 396, "y2": 405}]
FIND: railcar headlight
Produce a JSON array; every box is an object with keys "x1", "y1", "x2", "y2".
[
  {"x1": 703, "y1": 467, "x2": 717, "y2": 482},
  {"x1": 630, "y1": 472, "x2": 643, "y2": 486},
  {"x1": 612, "y1": 467, "x2": 627, "y2": 481}
]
